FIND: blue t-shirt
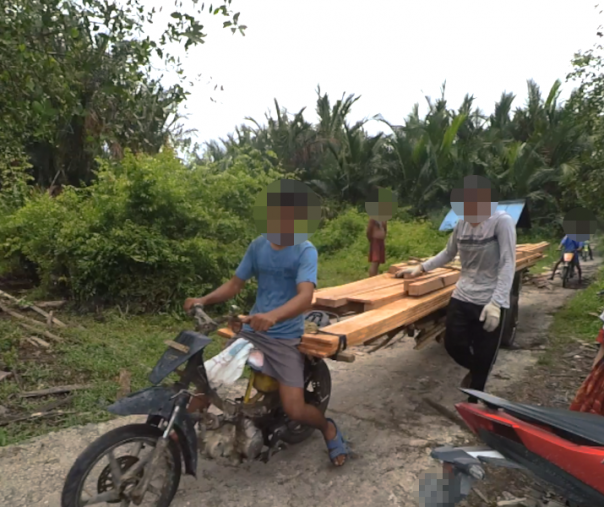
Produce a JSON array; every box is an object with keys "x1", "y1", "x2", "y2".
[
  {"x1": 235, "y1": 236, "x2": 318, "y2": 339},
  {"x1": 560, "y1": 236, "x2": 581, "y2": 253}
]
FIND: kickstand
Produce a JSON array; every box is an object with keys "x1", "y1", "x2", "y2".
[{"x1": 260, "y1": 429, "x2": 288, "y2": 463}]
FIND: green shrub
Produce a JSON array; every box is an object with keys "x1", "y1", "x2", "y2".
[
  {"x1": 0, "y1": 148, "x2": 283, "y2": 310},
  {"x1": 313, "y1": 210, "x2": 448, "y2": 287},
  {"x1": 312, "y1": 208, "x2": 367, "y2": 255}
]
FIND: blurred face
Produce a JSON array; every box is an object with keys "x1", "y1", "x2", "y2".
[
  {"x1": 365, "y1": 187, "x2": 397, "y2": 222},
  {"x1": 563, "y1": 207, "x2": 596, "y2": 243},
  {"x1": 450, "y1": 176, "x2": 498, "y2": 225},
  {"x1": 254, "y1": 179, "x2": 321, "y2": 246}
]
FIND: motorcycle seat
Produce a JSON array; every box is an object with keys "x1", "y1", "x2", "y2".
[{"x1": 462, "y1": 389, "x2": 604, "y2": 446}]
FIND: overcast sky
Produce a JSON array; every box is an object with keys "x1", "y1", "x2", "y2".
[{"x1": 157, "y1": 0, "x2": 600, "y2": 149}]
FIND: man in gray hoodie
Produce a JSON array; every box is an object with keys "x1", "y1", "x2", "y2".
[{"x1": 397, "y1": 176, "x2": 516, "y2": 400}]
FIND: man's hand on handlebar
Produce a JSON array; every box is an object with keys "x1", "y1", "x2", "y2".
[
  {"x1": 241, "y1": 313, "x2": 276, "y2": 332},
  {"x1": 184, "y1": 297, "x2": 205, "y2": 314}
]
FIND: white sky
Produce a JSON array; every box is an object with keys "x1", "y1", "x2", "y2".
[{"x1": 156, "y1": 0, "x2": 601, "y2": 149}]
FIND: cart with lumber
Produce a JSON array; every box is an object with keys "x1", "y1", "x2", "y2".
[{"x1": 217, "y1": 242, "x2": 549, "y2": 362}]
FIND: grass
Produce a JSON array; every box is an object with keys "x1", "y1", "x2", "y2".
[
  {"x1": 537, "y1": 237, "x2": 604, "y2": 366},
  {"x1": 0, "y1": 221, "x2": 560, "y2": 446},
  {"x1": 0, "y1": 312, "x2": 227, "y2": 446}
]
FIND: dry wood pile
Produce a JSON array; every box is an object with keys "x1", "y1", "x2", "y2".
[{"x1": 219, "y1": 242, "x2": 549, "y2": 359}]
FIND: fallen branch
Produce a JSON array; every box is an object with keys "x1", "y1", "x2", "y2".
[
  {"x1": 35, "y1": 301, "x2": 67, "y2": 309},
  {"x1": 0, "y1": 409, "x2": 78, "y2": 426},
  {"x1": 473, "y1": 488, "x2": 490, "y2": 504},
  {"x1": 423, "y1": 397, "x2": 472, "y2": 434},
  {"x1": 18, "y1": 322, "x2": 62, "y2": 342},
  {"x1": 0, "y1": 302, "x2": 49, "y2": 329},
  {"x1": 0, "y1": 289, "x2": 67, "y2": 328},
  {"x1": 18, "y1": 384, "x2": 92, "y2": 399},
  {"x1": 26, "y1": 336, "x2": 51, "y2": 349}
]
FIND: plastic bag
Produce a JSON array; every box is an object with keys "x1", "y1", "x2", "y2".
[{"x1": 204, "y1": 338, "x2": 254, "y2": 387}]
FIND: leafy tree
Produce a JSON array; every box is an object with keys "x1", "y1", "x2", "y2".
[{"x1": 0, "y1": 0, "x2": 246, "y2": 187}]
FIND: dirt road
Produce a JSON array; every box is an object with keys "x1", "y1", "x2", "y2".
[{"x1": 0, "y1": 259, "x2": 599, "y2": 507}]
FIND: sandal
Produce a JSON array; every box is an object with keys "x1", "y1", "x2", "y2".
[{"x1": 324, "y1": 418, "x2": 349, "y2": 466}]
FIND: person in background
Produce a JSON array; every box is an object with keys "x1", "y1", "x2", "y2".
[
  {"x1": 367, "y1": 218, "x2": 387, "y2": 277},
  {"x1": 550, "y1": 234, "x2": 582, "y2": 283},
  {"x1": 570, "y1": 312, "x2": 604, "y2": 415}
]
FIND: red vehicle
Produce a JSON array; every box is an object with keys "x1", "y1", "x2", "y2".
[{"x1": 423, "y1": 389, "x2": 604, "y2": 507}]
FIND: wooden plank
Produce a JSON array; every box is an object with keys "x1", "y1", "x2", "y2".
[
  {"x1": 164, "y1": 340, "x2": 190, "y2": 354},
  {"x1": 217, "y1": 327, "x2": 235, "y2": 339},
  {"x1": 408, "y1": 271, "x2": 460, "y2": 297},
  {"x1": 347, "y1": 285, "x2": 406, "y2": 304},
  {"x1": 315, "y1": 276, "x2": 407, "y2": 308},
  {"x1": 301, "y1": 285, "x2": 456, "y2": 355},
  {"x1": 407, "y1": 277, "x2": 443, "y2": 296}
]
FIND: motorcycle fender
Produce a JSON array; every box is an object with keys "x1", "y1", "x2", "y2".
[{"x1": 107, "y1": 386, "x2": 198, "y2": 477}]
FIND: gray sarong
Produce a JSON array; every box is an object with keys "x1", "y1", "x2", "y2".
[{"x1": 229, "y1": 330, "x2": 305, "y2": 388}]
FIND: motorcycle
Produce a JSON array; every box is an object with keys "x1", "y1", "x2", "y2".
[
  {"x1": 422, "y1": 389, "x2": 604, "y2": 507},
  {"x1": 581, "y1": 242, "x2": 593, "y2": 262},
  {"x1": 561, "y1": 251, "x2": 576, "y2": 288},
  {"x1": 61, "y1": 306, "x2": 333, "y2": 507}
]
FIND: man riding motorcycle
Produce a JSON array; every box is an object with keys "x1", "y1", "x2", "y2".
[
  {"x1": 184, "y1": 180, "x2": 349, "y2": 467},
  {"x1": 550, "y1": 234, "x2": 582, "y2": 283}
]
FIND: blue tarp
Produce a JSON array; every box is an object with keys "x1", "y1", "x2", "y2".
[{"x1": 439, "y1": 199, "x2": 530, "y2": 232}]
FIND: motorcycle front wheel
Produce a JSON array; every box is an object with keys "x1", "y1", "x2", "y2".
[
  {"x1": 61, "y1": 424, "x2": 181, "y2": 507},
  {"x1": 562, "y1": 266, "x2": 569, "y2": 288}
]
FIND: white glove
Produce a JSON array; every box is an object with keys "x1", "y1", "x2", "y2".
[
  {"x1": 479, "y1": 301, "x2": 501, "y2": 332},
  {"x1": 395, "y1": 265, "x2": 424, "y2": 279}
]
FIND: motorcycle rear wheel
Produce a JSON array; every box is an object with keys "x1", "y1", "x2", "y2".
[{"x1": 61, "y1": 424, "x2": 181, "y2": 507}]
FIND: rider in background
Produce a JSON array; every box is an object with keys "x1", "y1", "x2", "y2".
[
  {"x1": 582, "y1": 239, "x2": 594, "y2": 260},
  {"x1": 550, "y1": 234, "x2": 582, "y2": 283}
]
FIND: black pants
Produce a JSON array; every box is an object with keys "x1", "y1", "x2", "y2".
[{"x1": 444, "y1": 297, "x2": 506, "y2": 394}]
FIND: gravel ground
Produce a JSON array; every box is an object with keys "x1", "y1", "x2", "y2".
[{"x1": 0, "y1": 258, "x2": 599, "y2": 507}]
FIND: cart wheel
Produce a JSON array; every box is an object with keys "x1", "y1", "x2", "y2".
[
  {"x1": 501, "y1": 273, "x2": 521, "y2": 349},
  {"x1": 501, "y1": 295, "x2": 519, "y2": 348}
]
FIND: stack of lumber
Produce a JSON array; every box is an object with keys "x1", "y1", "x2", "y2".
[
  {"x1": 300, "y1": 285, "x2": 456, "y2": 357},
  {"x1": 217, "y1": 242, "x2": 549, "y2": 359}
]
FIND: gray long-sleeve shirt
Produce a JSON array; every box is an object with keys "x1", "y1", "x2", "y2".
[{"x1": 422, "y1": 211, "x2": 517, "y2": 308}]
